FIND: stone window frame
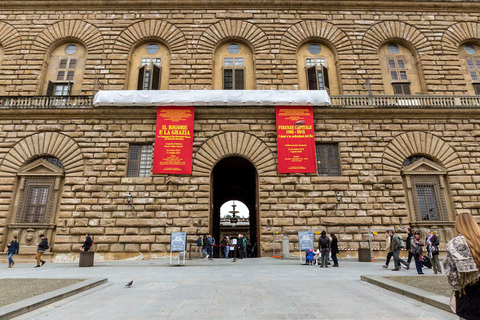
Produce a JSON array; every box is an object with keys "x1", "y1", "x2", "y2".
[
  {"x1": 315, "y1": 143, "x2": 341, "y2": 176},
  {"x1": 401, "y1": 157, "x2": 454, "y2": 225},
  {"x1": 13, "y1": 159, "x2": 64, "y2": 225},
  {"x1": 126, "y1": 144, "x2": 153, "y2": 177}
]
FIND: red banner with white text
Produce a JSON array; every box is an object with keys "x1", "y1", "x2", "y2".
[
  {"x1": 152, "y1": 107, "x2": 195, "y2": 175},
  {"x1": 276, "y1": 106, "x2": 317, "y2": 173}
]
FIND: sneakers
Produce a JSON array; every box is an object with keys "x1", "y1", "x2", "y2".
[
  {"x1": 12, "y1": 262, "x2": 15, "y2": 267},
  {"x1": 391, "y1": 269, "x2": 400, "y2": 271},
  {"x1": 333, "y1": 264, "x2": 339, "y2": 267},
  {"x1": 34, "y1": 265, "x2": 40, "y2": 268},
  {"x1": 204, "y1": 255, "x2": 209, "y2": 259},
  {"x1": 41, "y1": 261, "x2": 46, "y2": 266},
  {"x1": 382, "y1": 265, "x2": 388, "y2": 269}
]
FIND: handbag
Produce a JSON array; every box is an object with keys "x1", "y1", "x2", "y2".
[{"x1": 449, "y1": 291, "x2": 456, "y2": 313}]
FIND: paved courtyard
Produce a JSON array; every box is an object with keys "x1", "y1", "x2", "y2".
[{"x1": 1, "y1": 258, "x2": 456, "y2": 320}]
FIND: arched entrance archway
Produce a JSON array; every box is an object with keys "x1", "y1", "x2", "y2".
[{"x1": 211, "y1": 156, "x2": 259, "y2": 257}]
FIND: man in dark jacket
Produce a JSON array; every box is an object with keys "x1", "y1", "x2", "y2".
[
  {"x1": 390, "y1": 230, "x2": 408, "y2": 271},
  {"x1": 7, "y1": 236, "x2": 19, "y2": 268},
  {"x1": 35, "y1": 234, "x2": 48, "y2": 268},
  {"x1": 406, "y1": 228, "x2": 413, "y2": 267},
  {"x1": 81, "y1": 234, "x2": 92, "y2": 252},
  {"x1": 318, "y1": 231, "x2": 330, "y2": 268}
]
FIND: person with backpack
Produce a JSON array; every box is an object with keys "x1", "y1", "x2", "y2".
[
  {"x1": 426, "y1": 230, "x2": 442, "y2": 274},
  {"x1": 196, "y1": 235, "x2": 203, "y2": 258},
  {"x1": 7, "y1": 236, "x2": 19, "y2": 268},
  {"x1": 410, "y1": 231, "x2": 424, "y2": 275},
  {"x1": 81, "y1": 234, "x2": 92, "y2": 252},
  {"x1": 318, "y1": 231, "x2": 330, "y2": 268},
  {"x1": 390, "y1": 230, "x2": 408, "y2": 271},
  {"x1": 35, "y1": 234, "x2": 49, "y2": 268},
  {"x1": 383, "y1": 231, "x2": 394, "y2": 269}
]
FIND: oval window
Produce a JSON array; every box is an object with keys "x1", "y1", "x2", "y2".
[
  {"x1": 146, "y1": 43, "x2": 160, "y2": 54},
  {"x1": 227, "y1": 43, "x2": 241, "y2": 54},
  {"x1": 387, "y1": 44, "x2": 400, "y2": 54},
  {"x1": 65, "y1": 44, "x2": 78, "y2": 55},
  {"x1": 465, "y1": 44, "x2": 477, "y2": 55},
  {"x1": 308, "y1": 44, "x2": 321, "y2": 55}
]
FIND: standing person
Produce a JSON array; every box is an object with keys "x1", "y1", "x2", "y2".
[
  {"x1": 330, "y1": 233, "x2": 339, "y2": 267},
  {"x1": 35, "y1": 234, "x2": 48, "y2": 268},
  {"x1": 203, "y1": 235, "x2": 210, "y2": 259},
  {"x1": 209, "y1": 235, "x2": 215, "y2": 260},
  {"x1": 444, "y1": 213, "x2": 480, "y2": 319},
  {"x1": 7, "y1": 236, "x2": 19, "y2": 268},
  {"x1": 81, "y1": 234, "x2": 92, "y2": 252},
  {"x1": 195, "y1": 235, "x2": 203, "y2": 258},
  {"x1": 318, "y1": 231, "x2": 330, "y2": 268},
  {"x1": 425, "y1": 230, "x2": 442, "y2": 274},
  {"x1": 238, "y1": 234, "x2": 244, "y2": 259},
  {"x1": 225, "y1": 236, "x2": 231, "y2": 258},
  {"x1": 390, "y1": 230, "x2": 408, "y2": 271},
  {"x1": 410, "y1": 231, "x2": 424, "y2": 275},
  {"x1": 406, "y1": 228, "x2": 414, "y2": 268},
  {"x1": 220, "y1": 237, "x2": 227, "y2": 258},
  {"x1": 243, "y1": 236, "x2": 248, "y2": 258},
  {"x1": 383, "y1": 231, "x2": 393, "y2": 269}
]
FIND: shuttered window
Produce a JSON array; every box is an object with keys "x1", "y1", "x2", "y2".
[
  {"x1": 474, "y1": 83, "x2": 480, "y2": 95},
  {"x1": 305, "y1": 58, "x2": 330, "y2": 92},
  {"x1": 387, "y1": 56, "x2": 411, "y2": 95},
  {"x1": 316, "y1": 144, "x2": 340, "y2": 176},
  {"x1": 223, "y1": 58, "x2": 245, "y2": 90},
  {"x1": 127, "y1": 145, "x2": 153, "y2": 177},
  {"x1": 24, "y1": 186, "x2": 50, "y2": 223},
  {"x1": 137, "y1": 58, "x2": 161, "y2": 90},
  {"x1": 16, "y1": 176, "x2": 57, "y2": 224}
]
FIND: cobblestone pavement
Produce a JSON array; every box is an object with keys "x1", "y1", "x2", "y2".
[{"x1": 1, "y1": 258, "x2": 456, "y2": 320}]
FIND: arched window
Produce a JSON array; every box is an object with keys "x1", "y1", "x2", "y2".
[
  {"x1": 127, "y1": 42, "x2": 170, "y2": 90},
  {"x1": 44, "y1": 43, "x2": 86, "y2": 96},
  {"x1": 379, "y1": 43, "x2": 423, "y2": 95},
  {"x1": 213, "y1": 42, "x2": 254, "y2": 90},
  {"x1": 297, "y1": 43, "x2": 339, "y2": 94},
  {"x1": 458, "y1": 43, "x2": 480, "y2": 95}
]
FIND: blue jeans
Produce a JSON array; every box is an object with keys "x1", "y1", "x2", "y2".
[
  {"x1": 210, "y1": 246, "x2": 214, "y2": 259},
  {"x1": 203, "y1": 248, "x2": 208, "y2": 257},
  {"x1": 414, "y1": 254, "x2": 423, "y2": 274},
  {"x1": 8, "y1": 253, "x2": 14, "y2": 266},
  {"x1": 225, "y1": 246, "x2": 230, "y2": 258},
  {"x1": 331, "y1": 252, "x2": 338, "y2": 265}
]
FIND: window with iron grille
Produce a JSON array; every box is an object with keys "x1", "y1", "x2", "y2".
[
  {"x1": 411, "y1": 175, "x2": 447, "y2": 221},
  {"x1": 316, "y1": 143, "x2": 341, "y2": 176},
  {"x1": 28, "y1": 156, "x2": 64, "y2": 169},
  {"x1": 387, "y1": 56, "x2": 411, "y2": 95},
  {"x1": 16, "y1": 176, "x2": 56, "y2": 224},
  {"x1": 127, "y1": 144, "x2": 153, "y2": 177}
]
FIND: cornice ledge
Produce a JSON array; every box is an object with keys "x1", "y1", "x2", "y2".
[{"x1": 2, "y1": 0, "x2": 480, "y2": 12}]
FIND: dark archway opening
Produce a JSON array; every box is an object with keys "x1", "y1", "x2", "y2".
[{"x1": 211, "y1": 156, "x2": 259, "y2": 258}]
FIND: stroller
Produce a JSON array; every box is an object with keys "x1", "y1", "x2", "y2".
[{"x1": 305, "y1": 249, "x2": 315, "y2": 265}]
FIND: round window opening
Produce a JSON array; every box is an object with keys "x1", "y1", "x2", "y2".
[
  {"x1": 65, "y1": 44, "x2": 78, "y2": 55},
  {"x1": 227, "y1": 43, "x2": 241, "y2": 54},
  {"x1": 387, "y1": 44, "x2": 400, "y2": 54},
  {"x1": 465, "y1": 44, "x2": 477, "y2": 55},
  {"x1": 146, "y1": 43, "x2": 160, "y2": 54},
  {"x1": 308, "y1": 44, "x2": 322, "y2": 55}
]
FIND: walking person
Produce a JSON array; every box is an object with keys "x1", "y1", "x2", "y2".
[
  {"x1": 406, "y1": 228, "x2": 414, "y2": 268},
  {"x1": 410, "y1": 231, "x2": 424, "y2": 274},
  {"x1": 202, "y1": 235, "x2": 210, "y2": 259},
  {"x1": 444, "y1": 213, "x2": 480, "y2": 319},
  {"x1": 383, "y1": 231, "x2": 393, "y2": 268},
  {"x1": 225, "y1": 236, "x2": 231, "y2": 258},
  {"x1": 7, "y1": 236, "x2": 19, "y2": 268},
  {"x1": 195, "y1": 235, "x2": 203, "y2": 258},
  {"x1": 35, "y1": 234, "x2": 49, "y2": 268},
  {"x1": 390, "y1": 230, "x2": 408, "y2": 271},
  {"x1": 330, "y1": 233, "x2": 339, "y2": 267},
  {"x1": 318, "y1": 231, "x2": 330, "y2": 268},
  {"x1": 425, "y1": 230, "x2": 442, "y2": 274},
  {"x1": 81, "y1": 234, "x2": 92, "y2": 252}
]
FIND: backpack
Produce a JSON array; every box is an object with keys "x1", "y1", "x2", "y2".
[
  {"x1": 197, "y1": 237, "x2": 202, "y2": 246},
  {"x1": 319, "y1": 236, "x2": 329, "y2": 248},
  {"x1": 398, "y1": 236, "x2": 405, "y2": 249}
]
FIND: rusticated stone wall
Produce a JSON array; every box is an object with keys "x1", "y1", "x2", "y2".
[{"x1": 0, "y1": 107, "x2": 479, "y2": 259}]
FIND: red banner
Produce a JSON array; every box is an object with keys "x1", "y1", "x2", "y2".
[
  {"x1": 276, "y1": 106, "x2": 317, "y2": 173},
  {"x1": 152, "y1": 107, "x2": 195, "y2": 175}
]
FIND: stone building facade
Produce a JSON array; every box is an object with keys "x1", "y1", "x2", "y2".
[{"x1": 1, "y1": 0, "x2": 480, "y2": 260}]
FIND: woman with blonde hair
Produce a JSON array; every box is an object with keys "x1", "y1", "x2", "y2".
[{"x1": 444, "y1": 213, "x2": 480, "y2": 319}]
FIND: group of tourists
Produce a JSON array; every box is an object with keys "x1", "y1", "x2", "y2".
[
  {"x1": 305, "y1": 231, "x2": 339, "y2": 267},
  {"x1": 383, "y1": 228, "x2": 442, "y2": 274},
  {"x1": 195, "y1": 234, "x2": 255, "y2": 259}
]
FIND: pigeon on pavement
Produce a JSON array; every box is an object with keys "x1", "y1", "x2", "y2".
[{"x1": 125, "y1": 280, "x2": 133, "y2": 288}]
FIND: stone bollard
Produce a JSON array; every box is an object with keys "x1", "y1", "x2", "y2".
[
  {"x1": 79, "y1": 251, "x2": 95, "y2": 267},
  {"x1": 282, "y1": 235, "x2": 290, "y2": 259}
]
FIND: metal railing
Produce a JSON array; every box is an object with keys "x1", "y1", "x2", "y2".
[
  {"x1": 0, "y1": 95, "x2": 93, "y2": 109},
  {"x1": 1, "y1": 94, "x2": 480, "y2": 109},
  {"x1": 330, "y1": 95, "x2": 480, "y2": 108}
]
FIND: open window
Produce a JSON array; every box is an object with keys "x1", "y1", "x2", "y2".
[
  {"x1": 128, "y1": 42, "x2": 170, "y2": 90},
  {"x1": 306, "y1": 64, "x2": 330, "y2": 92},
  {"x1": 297, "y1": 43, "x2": 338, "y2": 94},
  {"x1": 136, "y1": 61, "x2": 162, "y2": 90}
]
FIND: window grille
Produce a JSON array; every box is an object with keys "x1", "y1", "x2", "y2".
[
  {"x1": 16, "y1": 176, "x2": 56, "y2": 224},
  {"x1": 411, "y1": 175, "x2": 447, "y2": 221},
  {"x1": 28, "y1": 156, "x2": 64, "y2": 169},
  {"x1": 316, "y1": 144, "x2": 341, "y2": 176},
  {"x1": 127, "y1": 145, "x2": 153, "y2": 177}
]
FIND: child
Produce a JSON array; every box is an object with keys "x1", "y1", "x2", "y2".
[
  {"x1": 314, "y1": 248, "x2": 321, "y2": 266},
  {"x1": 306, "y1": 248, "x2": 315, "y2": 265}
]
